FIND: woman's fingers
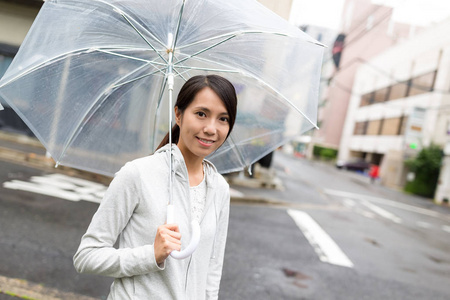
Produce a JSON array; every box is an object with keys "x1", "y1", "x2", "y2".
[
  {"x1": 165, "y1": 223, "x2": 180, "y2": 232},
  {"x1": 154, "y1": 224, "x2": 183, "y2": 264}
]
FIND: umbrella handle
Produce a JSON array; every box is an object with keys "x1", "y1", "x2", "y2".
[{"x1": 167, "y1": 204, "x2": 201, "y2": 260}]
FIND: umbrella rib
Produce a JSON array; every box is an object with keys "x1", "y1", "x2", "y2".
[
  {"x1": 118, "y1": 12, "x2": 168, "y2": 64},
  {"x1": 227, "y1": 135, "x2": 247, "y2": 168},
  {"x1": 177, "y1": 30, "x2": 324, "y2": 51},
  {"x1": 171, "y1": 0, "x2": 185, "y2": 51},
  {"x1": 176, "y1": 31, "x2": 288, "y2": 52},
  {"x1": 95, "y1": 49, "x2": 167, "y2": 67},
  {"x1": 171, "y1": 57, "x2": 188, "y2": 81},
  {"x1": 174, "y1": 65, "x2": 240, "y2": 74},
  {"x1": 175, "y1": 30, "x2": 323, "y2": 68},
  {"x1": 111, "y1": 67, "x2": 165, "y2": 89},
  {"x1": 177, "y1": 55, "x2": 319, "y2": 130},
  {"x1": 151, "y1": 76, "x2": 169, "y2": 151},
  {"x1": 56, "y1": 62, "x2": 154, "y2": 165},
  {"x1": 0, "y1": 47, "x2": 158, "y2": 89},
  {"x1": 174, "y1": 30, "x2": 293, "y2": 66},
  {"x1": 174, "y1": 35, "x2": 237, "y2": 66}
]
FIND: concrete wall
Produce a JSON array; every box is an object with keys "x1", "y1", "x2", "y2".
[
  {"x1": 0, "y1": 1, "x2": 40, "y2": 47},
  {"x1": 258, "y1": 0, "x2": 293, "y2": 20}
]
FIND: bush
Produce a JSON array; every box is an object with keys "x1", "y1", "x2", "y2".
[
  {"x1": 404, "y1": 144, "x2": 442, "y2": 197},
  {"x1": 320, "y1": 148, "x2": 337, "y2": 160},
  {"x1": 313, "y1": 145, "x2": 338, "y2": 160}
]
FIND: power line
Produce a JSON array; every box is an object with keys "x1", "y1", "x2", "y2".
[
  {"x1": 341, "y1": 5, "x2": 384, "y2": 45},
  {"x1": 343, "y1": 9, "x2": 393, "y2": 49},
  {"x1": 323, "y1": 55, "x2": 450, "y2": 95}
]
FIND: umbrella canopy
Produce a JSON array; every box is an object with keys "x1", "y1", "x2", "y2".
[{"x1": 0, "y1": 0, "x2": 324, "y2": 176}]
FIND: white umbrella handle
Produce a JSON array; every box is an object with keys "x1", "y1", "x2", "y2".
[{"x1": 167, "y1": 204, "x2": 201, "y2": 260}]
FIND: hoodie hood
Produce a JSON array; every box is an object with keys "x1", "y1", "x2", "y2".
[{"x1": 155, "y1": 143, "x2": 219, "y2": 188}]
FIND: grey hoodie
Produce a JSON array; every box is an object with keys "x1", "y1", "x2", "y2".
[{"x1": 73, "y1": 144, "x2": 230, "y2": 299}]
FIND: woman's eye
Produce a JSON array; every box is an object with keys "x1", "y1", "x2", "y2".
[
  {"x1": 196, "y1": 112, "x2": 206, "y2": 117},
  {"x1": 220, "y1": 117, "x2": 229, "y2": 123}
]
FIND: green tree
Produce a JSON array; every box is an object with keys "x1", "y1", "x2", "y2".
[{"x1": 404, "y1": 144, "x2": 443, "y2": 198}]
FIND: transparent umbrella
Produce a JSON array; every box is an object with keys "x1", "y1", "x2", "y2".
[{"x1": 0, "y1": 0, "x2": 324, "y2": 258}]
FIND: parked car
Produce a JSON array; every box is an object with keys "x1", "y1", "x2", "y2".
[{"x1": 336, "y1": 159, "x2": 371, "y2": 172}]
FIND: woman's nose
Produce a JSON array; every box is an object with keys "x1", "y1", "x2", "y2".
[{"x1": 203, "y1": 121, "x2": 217, "y2": 135}]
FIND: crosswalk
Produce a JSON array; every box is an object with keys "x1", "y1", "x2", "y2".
[
  {"x1": 2, "y1": 174, "x2": 449, "y2": 271},
  {"x1": 3, "y1": 174, "x2": 107, "y2": 203},
  {"x1": 287, "y1": 209, "x2": 354, "y2": 268},
  {"x1": 287, "y1": 189, "x2": 450, "y2": 269},
  {"x1": 3, "y1": 173, "x2": 244, "y2": 204},
  {"x1": 325, "y1": 189, "x2": 450, "y2": 230}
]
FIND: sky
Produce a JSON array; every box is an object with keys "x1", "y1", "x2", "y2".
[{"x1": 289, "y1": 0, "x2": 450, "y2": 31}]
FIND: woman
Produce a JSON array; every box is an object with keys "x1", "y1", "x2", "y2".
[{"x1": 74, "y1": 75, "x2": 238, "y2": 300}]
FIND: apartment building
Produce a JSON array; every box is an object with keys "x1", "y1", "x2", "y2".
[
  {"x1": 310, "y1": 0, "x2": 413, "y2": 153},
  {"x1": 338, "y1": 16, "x2": 450, "y2": 201}
]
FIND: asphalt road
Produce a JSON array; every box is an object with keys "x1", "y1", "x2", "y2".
[{"x1": 0, "y1": 150, "x2": 449, "y2": 299}]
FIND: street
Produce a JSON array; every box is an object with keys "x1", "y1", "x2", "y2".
[{"x1": 0, "y1": 149, "x2": 449, "y2": 299}]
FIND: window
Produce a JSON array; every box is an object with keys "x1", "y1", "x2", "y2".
[
  {"x1": 366, "y1": 120, "x2": 381, "y2": 135},
  {"x1": 360, "y1": 92, "x2": 374, "y2": 107},
  {"x1": 380, "y1": 117, "x2": 401, "y2": 135},
  {"x1": 408, "y1": 70, "x2": 437, "y2": 97},
  {"x1": 359, "y1": 69, "x2": 438, "y2": 106},
  {"x1": 388, "y1": 81, "x2": 408, "y2": 100},
  {"x1": 354, "y1": 121, "x2": 368, "y2": 135},
  {"x1": 373, "y1": 87, "x2": 390, "y2": 104}
]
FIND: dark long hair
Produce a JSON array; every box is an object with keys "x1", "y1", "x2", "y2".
[{"x1": 156, "y1": 75, "x2": 238, "y2": 151}]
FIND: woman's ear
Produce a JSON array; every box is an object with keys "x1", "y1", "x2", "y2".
[{"x1": 174, "y1": 106, "x2": 182, "y2": 126}]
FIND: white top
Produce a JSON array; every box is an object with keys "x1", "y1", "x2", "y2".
[
  {"x1": 73, "y1": 145, "x2": 231, "y2": 300},
  {"x1": 190, "y1": 167, "x2": 207, "y2": 223}
]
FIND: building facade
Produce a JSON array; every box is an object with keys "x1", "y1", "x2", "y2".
[
  {"x1": 310, "y1": 0, "x2": 413, "y2": 153},
  {"x1": 338, "y1": 16, "x2": 450, "y2": 201},
  {"x1": 0, "y1": 0, "x2": 42, "y2": 133}
]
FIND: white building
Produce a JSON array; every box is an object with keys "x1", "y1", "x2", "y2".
[{"x1": 338, "y1": 16, "x2": 450, "y2": 201}]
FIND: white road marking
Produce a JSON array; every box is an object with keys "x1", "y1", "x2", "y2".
[
  {"x1": 357, "y1": 209, "x2": 376, "y2": 219},
  {"x1": 2, "y1": 174, "x2": 106, "y2": 203},
  {"x1": 229, "y1": 188, "x2": 244, "y2": 198},
  {"x1": 324, "y1": 189, "x2": 448, "y2": 220},
  {"x1": 287, "y1": 209, "x2": 354, "y2": 268},
  {"x1": 343, "y1": 198, "x2": 356, "y2": 207},
  {"x1": 416, "y1": 221, "x2": 432, "y2": 229},
  {"x1": 442, "y1": 225, "x2": 450, "y2": 233},
  {"x1": 361, "y1": 201, "x2": 402, "y2": 224}
]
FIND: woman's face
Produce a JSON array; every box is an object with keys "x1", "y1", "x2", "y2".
[{"x1": 175, "y1": 87, "x2": 230, "y2": 161}]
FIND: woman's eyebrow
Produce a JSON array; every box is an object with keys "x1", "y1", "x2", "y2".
[{"x1": 195, "y1": 106, "x2": 228, "y2": 116}]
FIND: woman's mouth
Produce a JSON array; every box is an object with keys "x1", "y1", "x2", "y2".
[{"x1": 196, "y1": 137, "x2": 215, "y2": 146}]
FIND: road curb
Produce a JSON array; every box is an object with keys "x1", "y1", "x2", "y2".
[
  {"x1": 230, "y1": 195, "x2": 288, "y2": 206},
  {"x1": 0, "y1": 146, "x2": 113, "y2": 185}
]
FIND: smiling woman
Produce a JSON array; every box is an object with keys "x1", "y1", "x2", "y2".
[
  {"x1": 74, "y1": 74, "x2": 238, "y2": 300},
  {"x1": 157, "y1": 75, "x2": 237, "y2": 150},
  {"x1": 158, "y1": 75, "x2": 238, "y2": 185}
]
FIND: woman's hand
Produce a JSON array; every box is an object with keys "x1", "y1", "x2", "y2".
[{"x1": 154, "y1": 223, "x2": 182, "y2": 265}]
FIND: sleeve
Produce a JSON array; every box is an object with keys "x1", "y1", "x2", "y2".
[
  {"x1": 205, "y1": 185, "x2": 230, "y2": 299},
  {"x1": 73, "y1": 162, "x2": 164, "y2": 278}
]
